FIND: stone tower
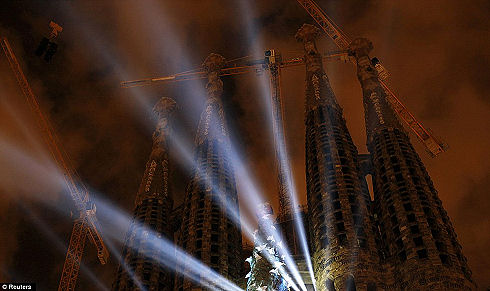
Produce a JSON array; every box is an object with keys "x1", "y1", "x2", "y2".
[
  {"x1": 297, "y1": 24, "x2": 381, "y2": 291},
  {"x1": 112, "y1": 97, "x2": 177, "y2": 291},
  {"x1": 174, "y1": 53, "x2": 243, "y2": 290},
  {"x1": 348, "y1": 37, "x2": 476, "y2": 290}
]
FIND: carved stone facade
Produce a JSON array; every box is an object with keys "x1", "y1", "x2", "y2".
[
  {"x1": 297, "y1": 24, "x2": 382, "y2": 291},
  {"x1": 348, "y1": 37, "x2": 476, "y2": 290},
  {"x1": 174, "y1": 53, "x2": 243, "y2": 291},
  {"x1": 112, "y1": 24, "x2": 476, "y2": 291},
  {"x1": 112, "y1": 97, "x2": 177, "y2": 291}
]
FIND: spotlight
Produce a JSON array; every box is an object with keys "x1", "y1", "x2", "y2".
[
  {"x1": 44, "y1": 42, "x2": 58, "y2": 62},
  {"x1": 35, "y1": 21, "x2": 62, "y2": 62},
  {"x1": 35, "y1": 37, "x2": 50, "y2": 57}
]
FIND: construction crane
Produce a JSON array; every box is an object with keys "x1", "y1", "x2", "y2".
[
  {"x1": 121, "y1": 51, "x2": 348, "y2": 222},
  {"x1": 266, "y1": 49, "x2": 293, "y2": 220},
  {"x1": 121, "y1": 51, "x2": 348, "y2": 88},
  {"x1": 295, "y1": 0, "x2": 448, "y2": 157},
  {"x1": 0, "y1": 37, "x2": 109, "y2": 291}
]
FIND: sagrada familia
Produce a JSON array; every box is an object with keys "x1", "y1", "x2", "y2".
[{"x1": 111, "y1": 24, "x2": 476, "y2": 291}]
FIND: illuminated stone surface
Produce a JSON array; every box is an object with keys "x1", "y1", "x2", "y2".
[
  {"x1": 112, "y1": 97, "x2": 177, "y2": 291},
  {"x1": 297, "y1": 24, "x2": 382, "y2": 290},
  {"x1": 349, "y1": 37, "x2": 476, "y2": 290},
  {"x1": 174, "y1": 53, "x2": 243, "y2": 291}
]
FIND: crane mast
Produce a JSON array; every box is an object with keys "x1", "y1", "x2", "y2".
[
  {"x1": 266, "y1": 51, "x2": 293, "y2": 220},
  {"x1": 296, "y1": 0, "x2": 447, "y2": 157},
  {"x1": 0, "y1": 37, "x2": 108, "y2": 291}
]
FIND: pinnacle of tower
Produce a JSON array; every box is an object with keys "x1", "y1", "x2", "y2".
[
  {"x1": 150, "y1": 97, "x2": 176, "y2": 160},
  {"x1": 295, "y1": 23, "x2": 320, "y2": 43},
  {"x1": 296, "y1": 24, "x2": 323, "y2": 73},
  {"x1": 202, "y1": 53, "x2": 225, "y2": 100},
  {"x1": 347, "y1": 37, "x2": 374, "y2": 59},
  {"x1": 202, "y1": 53, "x2": 226, "y2": 74},
  {"x1": 176, "y1": 54, "x2": 243, "y2": 289},
  {"x1": 113, "y1": 97, "x2": 176, "y2": 291},
  {"x1": 296, "y1": 23, "x2": 339, "y2": 110},
  {"x1": 153, "y1": 97, "x2": 177, "y2": 119},
  {"x1": 195, "y1": 53, "x2": 228, "y2": 145},
  {"x1": 347, "y1": 37, "x2": 404, "y2": 139}
]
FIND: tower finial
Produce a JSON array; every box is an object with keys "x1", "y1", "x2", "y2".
[
  {"x1": 150, "y1": 97, "x2": 176, "y2": 159},
  {"x1": 347, "y1": 38, "x2": 373, "y2": 58},
  {"x1": 202, "y1": 53, "x2": 226, "y2": 101},
  {"x1": 296, "y1": 24, "x2": 323, "y2": 73},
  {"x1": 153, "y1": 97, "x2": 177, "y2": 119},
  {"x1": 295, "y1": 23, "x2": 320, "y2": 43},
  {"x1": 202, "y1": 53, "x2": 226, "y2": 74}
]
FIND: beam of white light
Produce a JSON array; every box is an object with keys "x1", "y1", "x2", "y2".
[
  {"x1": 54, "y1": 3, "x2": 306, "y2": 289},
  {"x1": 169, "y1": 128, "x2": 301, "y2": 291},
  {"x1": 169, "y1": 126, "x2": 256, "y2": 237},
  {"x1": 92, "y1": 196, "x2": 244, "y2": 291},
  {"x1": 168, "y1": 110, "x2": 305, "y2": 291},
  {"x1": 0, "y1": 137, "x2": 110, "y2": 289},
  {"x1": 276, "y1": 126, "x2": 317, "y2": 289},
  {"x1": 226, "y1": 135, "x2": 306, "y2": 291},
  {"x1": 168, "y1": 123, "x2": 300, "y2": 291},
  {"x1": 101, "y1": 233, "x2": 147, "y2": 291},
  {"x1": 0, "y1": 89, "x2": 51, "y2": 163},
  {"x1": 0, "y1": 106, "x2": 143, "y2": 290},
  {"x1": 15, "y1": 202, "x2": 109, "y2": 291},
  {"x1": 0, "y1": 137, "x2": 67, "y2": 203},
  {"x1": 0, "y1": 132, "x2": 242, "y2": 290},
  {"x1": 237, "y1": 1, "x2": 314, "y2": 289},
  {"x1": 130, "y1": 0, "x2": 214, "y2": 123},
  {"x1": 2, "y1": 15, "x2": 245, "y2": 291}
]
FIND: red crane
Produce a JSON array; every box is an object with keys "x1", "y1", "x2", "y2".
[{"x1": 1, "y1": 37, "x2": 108, "y2": 291}]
